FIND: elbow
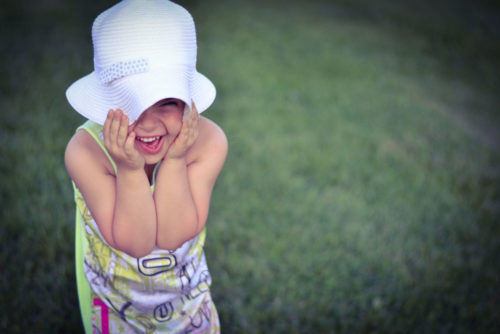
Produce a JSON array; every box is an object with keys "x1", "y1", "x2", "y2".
[
  {"x1": 157, "y1": 239, "x2": 185, "y2": 252},
  {"x1": 112, "y1": 230, "x2": 155, "y2": 258},
  {"x1": 119, "y1": 241, "x2": 155, "y2": 258},
  {"x1": 125, "y1": 247, "x2": 154, "y2": 259},
  {"x1": 157, "y1": 216, "x2": 200, "y2": 251}
]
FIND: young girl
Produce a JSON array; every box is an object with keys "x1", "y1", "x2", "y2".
[{"x1": 64, "y1": 1, "x2": 227, "y2": 333}]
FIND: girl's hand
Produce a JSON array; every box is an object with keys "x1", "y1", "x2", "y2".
[
  {"x1": 165, "y1": 102, "x2": 199, "y2": 161},
  {"x1": 103, "y1": 109, "x2": 145, "y2": 171}
]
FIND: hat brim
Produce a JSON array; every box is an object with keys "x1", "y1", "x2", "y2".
[{"x1": 66, "y1": 68, "x2": 216, "y2": 125}]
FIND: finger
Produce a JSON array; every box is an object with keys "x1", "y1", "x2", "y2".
[
  {"x1": 191, "y1": 100, "x2": 198, "y2": 114},
  {"x1": 180, "y1": 123, "x2": 197, "y2": 148},
  {"x1": 109, "y1": 109, "x2": 123, "y2": 146},
  {"x1": 182, "y1": 106, "x2": 198, "y2": 133},
  {"x1": 116, "y1": 113, "x2": 129, "y2": 147},
  {"x1": 191, "y1": 106, "x2": 199, "y2": 124},
  {"x1": 187, "y1": 101, "x2": 198, "y2": 123},
  {"x1": 103, "y1": 109, "x2": 114, "y2": 148},
  {"x1": 187, "y1": 108, "x2": 199, "y2": 138},
  {"x1": 124, "y1": 131, "x2": 137, "y2": 156}
]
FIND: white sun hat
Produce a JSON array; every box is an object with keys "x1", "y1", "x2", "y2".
[{"x1": 66, "y1": 0, "x2": 216, "y2": 125}]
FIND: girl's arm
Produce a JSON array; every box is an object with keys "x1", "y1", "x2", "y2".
[
  {"x1": 103, "y1": 110, "x2": 157, "y2": 257},
  {"x1": 155, "y1": 112, "x2": 228, "y2": 250},
  {"x1": 65, "y1": 110, "x2": 157, "y2": 258}
]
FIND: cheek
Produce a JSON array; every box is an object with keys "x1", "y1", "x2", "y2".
[
  {"x1": 169, "y1": 121, "x2": 182, "y2": 137},
  {"x1": 165, "y1": 110, "x2": 183, "y2": 135}
]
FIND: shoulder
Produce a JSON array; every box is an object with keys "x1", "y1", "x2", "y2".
[
  {"x1": 65, "y1": 129, "x2": 114, "y2": 181},
  {"x1": 185, "y1": 117, "x2": 228, "y2": 183},
  {"x1": 190, "y1": 116, "x2": 228, "y2": 163},
  {"x1": 200, "y1": 116, "x2": 227, "y2": 147}
]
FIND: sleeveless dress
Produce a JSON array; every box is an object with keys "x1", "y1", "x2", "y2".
[{"x1": 72, "y1": 121, "x2": 220, "y2": 333}]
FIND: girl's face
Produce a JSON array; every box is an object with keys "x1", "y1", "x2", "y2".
[{"x1": 129, "y1": 98, "x2": 185, "y2": 165}]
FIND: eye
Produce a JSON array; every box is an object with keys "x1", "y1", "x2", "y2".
[{"x1": 160, "y1": 99, "x2": 179, "y2": 107}]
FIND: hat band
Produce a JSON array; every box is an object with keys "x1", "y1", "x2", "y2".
[{"x1": 97, "y1": 58, "x2": 149, "y2": 85}]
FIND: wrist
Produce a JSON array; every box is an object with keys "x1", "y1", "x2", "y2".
[
  {"x1": 159, "y1": 157, "x2": 188, "y2": 175},
  {"x1": 116, "y1": 164, "x2": 146, "y2": 180},
  {"x1": 162, "y1": 156, "x2": 186, "y2": 165},
  {"x1": 115, "y1": 158, "x2": 144, "y2": 172}
]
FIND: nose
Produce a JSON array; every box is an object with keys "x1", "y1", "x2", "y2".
[{"x1": 131, "y1": 109, "x2": 159, "y2": 132}]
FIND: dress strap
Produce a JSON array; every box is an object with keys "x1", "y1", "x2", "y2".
[{"x1": 77, "y1": 121, "x2": 117, "y2": 174}]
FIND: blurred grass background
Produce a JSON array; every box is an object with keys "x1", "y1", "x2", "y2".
[{"x1": 1, "y1": 0, "x2": 499, "y2": 332}]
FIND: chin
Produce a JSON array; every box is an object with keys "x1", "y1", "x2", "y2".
[{"x1": 144, "y1": 155, "x2": 163, "y2": 165}]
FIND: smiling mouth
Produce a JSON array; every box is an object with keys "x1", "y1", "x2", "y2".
[{"x1": 135, "y1": 135, "x2": 165, "y2": 154}]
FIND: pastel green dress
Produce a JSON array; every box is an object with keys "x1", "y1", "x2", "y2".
[{"x1": 72, "y1": 121, "x2": 220, "y2": 333}]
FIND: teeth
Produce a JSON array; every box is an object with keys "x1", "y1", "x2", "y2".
[{"x1": 137, "y1": 136, "x2": 160, "y2": 143}]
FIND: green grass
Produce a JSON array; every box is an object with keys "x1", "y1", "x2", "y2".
[{"x1": 1, "y1": 0, "x2": 499, "y2": 333}]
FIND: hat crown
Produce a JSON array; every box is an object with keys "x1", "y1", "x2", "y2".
[
  {"x1": 92, "y1": 0, "x2": 197, "y2": 72},
  {"x1": 66, "y1": 0, "x2": 216, "y2": 126}
]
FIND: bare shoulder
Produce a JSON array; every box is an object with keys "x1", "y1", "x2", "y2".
[
  {"x1": 65, "y1": 130, "x2": 114, "y2": 182},
  {"x1": 190, "y1": 116, "x2": 228, "y2": 164}
]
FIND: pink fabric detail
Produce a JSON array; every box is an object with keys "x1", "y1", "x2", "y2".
[{"x1": 93, "y1": 298, "x2": 109, "y2": 334}]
